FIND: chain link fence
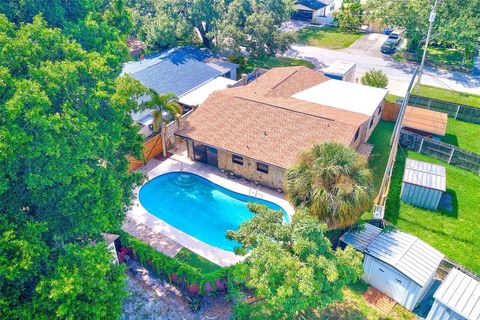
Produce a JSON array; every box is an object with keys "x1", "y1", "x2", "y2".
[
  {"x1": 399, "y1": 129, "x2": 480, "y2": 174},
  {"x1": 408, "y1": 94, "x2": 480, "y2": 124}
]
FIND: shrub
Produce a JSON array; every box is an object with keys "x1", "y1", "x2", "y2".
[
  {"x1": 361, "y1": 69, "x2": 389, "y2": 88},
  {"x1": 120, "y1": 233, "x2": 232, "y2": 295}
]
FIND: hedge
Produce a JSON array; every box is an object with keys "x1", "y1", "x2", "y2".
[{"x1": 120, "y1": 233, "x2": 233, "y2": 295}]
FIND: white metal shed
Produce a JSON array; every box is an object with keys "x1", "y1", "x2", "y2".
[
  {"x1": 322, "y1": 61, "x2": 357, "y2": 82},
  {"x1": 341, "y1": 224, "x2": 444, "y2": 310},
  {"x1": 401, "y1": 158, "x2": 446, "y2": 210},
  {"x1": 427, "y1": 268, "x2": 480, "y2": 320}
]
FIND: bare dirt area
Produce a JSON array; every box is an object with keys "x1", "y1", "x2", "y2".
[{"x1": 121, "y1": 261, "x2": 232, "y2": 320}]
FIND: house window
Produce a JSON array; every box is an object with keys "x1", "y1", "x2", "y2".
[
  {"x1": 257, "y1": 162, "x2": 269, "y2": 174},
  {"x1": 369, "y1": 118, "x2": 374, "y2": 128},
  {"x1": 377, "y1": 106, "x2": 382, "y2": 115},
  {"x1": 354, "y1": 128, "x2": 360, "y2": 141},
  {"x1": 330, "y1": 3, "x2": 335, "y2": 11},
  {"x1": 232, "y1": 154, "x2": 243, "y2": 165}
]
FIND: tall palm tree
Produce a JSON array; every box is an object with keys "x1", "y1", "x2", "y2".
[
  {"x1": 285, "y1": 143, "x2": 374, "y2": 228},
  {"x1": 140, "y1": 89, "x2": 183, "y2": 157}
]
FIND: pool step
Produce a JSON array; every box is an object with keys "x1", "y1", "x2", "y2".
[{"x1": 172, "y1": 174, "x2": 198, "y2": 187}]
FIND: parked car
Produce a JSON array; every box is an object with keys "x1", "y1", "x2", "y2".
[
  {"x1": 387, "y1": 31, "x2": 402, "y2": 45},
  {"x1": 381, "y1": 41, "x2": 397, "y2": 54},
  {"x1": 381, "y1": 31, "x2": 402, "y2": 54}
]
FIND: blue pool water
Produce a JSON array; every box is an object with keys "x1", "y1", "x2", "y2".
[{"x1": 139, "y1": 172, "x2": 287, "y2": 251}]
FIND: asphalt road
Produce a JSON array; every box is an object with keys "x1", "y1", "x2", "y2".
[{"x1": 284, "y1": 42, "x2": 480, "y2": 97}]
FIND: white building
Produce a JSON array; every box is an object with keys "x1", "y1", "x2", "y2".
[
  {"x1": 427, "y1": 268, "x2": 480, "y2": 320},
  {"x1": 292, "y1": 0, "x2": 343, "y2": 24},
  {"x1": 341, "y1": 224, "x2": 444, "y2": 310}
]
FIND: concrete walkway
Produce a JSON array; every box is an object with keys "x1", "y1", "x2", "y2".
[
  {"x1": 127, "y1": 146, "x2": 294, "y2": 267},
  {"x1": 123, "y1": 218, "x2": 183, "y2": 258}
]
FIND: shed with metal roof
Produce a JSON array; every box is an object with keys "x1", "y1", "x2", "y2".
[
  {"x1": 427, "y1": 268, "x2": 480, "y2": 320},
  {"x1": 401, "y1": 158, "x2": 446, "y2": 210},
  {"x1": 341, "y1": 224, "x2": 444, "y2": 310}
]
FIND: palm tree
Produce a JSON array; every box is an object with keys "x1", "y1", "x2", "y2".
[
  {"x1": 140, "y1": 89, "x2": 183, "y2": 157},
  {"x1": 285, "y1": 143, "x2": 374, "y2": 228}
]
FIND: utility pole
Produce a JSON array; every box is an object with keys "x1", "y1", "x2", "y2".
[{"x1": 416, "y1": 0, "x2": 440, "y2": 85}]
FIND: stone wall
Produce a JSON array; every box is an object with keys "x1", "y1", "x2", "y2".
[{"x1": 217, "y1": 150, "x2": 286, "y2": 191}]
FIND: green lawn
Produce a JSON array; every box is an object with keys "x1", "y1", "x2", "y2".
[
  {"x1": 385, "y1": 150, "x2": 480, "y2": 274},
  {"x1": 442, "y1": 118, "x2": 480, "y2": 154},
  {"x1": 319, "y1": 281, "x2": 414, "y2": 320},
  {"x1": 238, "y1": 56, "x2": 315, "y2": 75},
  {"x1": 296, "y1": 26, "x2": 363, "y2": 50},
  {"x1": 393, "y1": 46, "x2": 474, "y2": 72},
  {"x1": 412, "y1": 84, "x2": 480, "y2": 108},
  {"x1": 174, "y1": 248, "x2": 221, "y2": 273},
  {"x1": 385, "y1": 94, "x2": 402, "y2": 103},
  {"x1": 366, "y1": 121, "x2": 395, "y2": 192}
]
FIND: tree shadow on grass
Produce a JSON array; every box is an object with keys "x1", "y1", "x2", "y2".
[
  {"x1": 441, "y1": 133, "x2": 459, "y2": 147},
  {"x1": 384, "y1": 150, "x2": 407, "y2": 224}
]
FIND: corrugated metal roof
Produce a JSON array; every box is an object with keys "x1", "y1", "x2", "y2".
[
  {"x1": 322, "y1": 61, "x2": 356, "y2": 76},
  {"x1": 365, "y1": 230, "x2": 444, "y2": 286},
  {"x1": 434, "y1": 268, "x2": 480, "y2": 320},
  {"x1": 340, "y1": 223, "x2": 382, "y2": 252},
  {"x1": 403, "y1": 158, "x2": 446, "y2": 192}
]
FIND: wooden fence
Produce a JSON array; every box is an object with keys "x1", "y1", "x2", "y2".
[
  {"x1": 127, "y1": 133, "x2": 163, "y2": 172},
  {"x1": 399, "y1": 129, "x2": 480, "y2": 174},
  {"x1": 381, "y1": 101, "x2": 401, "y2": 121},
  {"x1": 408, "y1": 94, "x2": 480, "y2": 124}
]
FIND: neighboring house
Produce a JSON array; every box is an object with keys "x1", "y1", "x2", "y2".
[
  {"x1": 340, "y1": 224, "x2": 444, "y2": 311},
  {"x1": 427, "y1": 268, "x2": 480, "y2": 320},
  {"x1": 292, "y1": 0, "x2": 343, "y2": 24},
  {"x1": 122, "y1": 46, "x2": 238, "y2": 139},
  {"x1": 175, "y1": 66, "x2": 387, "y2": 190}
]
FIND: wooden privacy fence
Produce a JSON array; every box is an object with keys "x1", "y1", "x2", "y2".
[
  {"x1": 382, "y1": 101, "x2": 401, "y2": 121},
  {"x1": 408, "y1": 94, "x2": 480, "y2": 124},
  {"x1": 127, "y1": 133, "x2": 163, "y2": 172},
  {"x1": 399, "y1": 129, "x2": 480, "y2": 174}
]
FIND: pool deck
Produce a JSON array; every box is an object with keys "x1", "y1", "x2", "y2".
[{"x1": 126, "y1": 147, "x2": 294, "y2": 267}]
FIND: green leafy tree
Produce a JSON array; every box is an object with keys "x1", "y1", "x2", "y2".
[
  {"x1": 140, "y1": 90, "x2": 183, "y2": 157},
  {"x1": 228, "y1": 204, "x2": 363, "y2": 319},
  {"x1": 0, "y1": 13, "x2": 144, "y2": 319},
  {"x1": 286, "y1": 143, "x2": 374, "y2": 228},
  {"x1": 32, "y1": 244, "x2": 127, "y2": 319},
  {"x1": 334, "y1": 0, "x2": 364, "y2": 32},
  {"x1": 361, "y1": 69, "x2": 389, "y2": 88},
  {"x1": 365, "y1": 0, "x2": 430, "y2": 51}
]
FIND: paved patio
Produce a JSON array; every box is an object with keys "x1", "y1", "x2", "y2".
[{"x1": 126, "y1": 144, "x2": 294, "y2": 267}]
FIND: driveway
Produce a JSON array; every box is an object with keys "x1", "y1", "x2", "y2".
[
  {"x1": 280, "y1": 19, "x2": 311, "y2": 33},
  {"x1": 340, "y1": 33, "x2": 389, "y2": 59}
]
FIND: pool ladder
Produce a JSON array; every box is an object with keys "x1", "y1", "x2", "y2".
[{"x1": 249, "y1": 184, "x2": 263, "y2": 198}]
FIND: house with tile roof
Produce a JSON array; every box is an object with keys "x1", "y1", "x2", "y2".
[{"x1": 175, "y1": 66, "x2": 388, "y2": 190}]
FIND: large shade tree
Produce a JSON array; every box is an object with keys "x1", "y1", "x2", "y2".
[
  {"x1": 228, "y1": 204, "x2": 363, "y2": 319},
  {"x1": 285, "y1": 143, "x2": 374, "y2": 228},
  {"x1": 0, "y1": 10, "x2": 145, "y2": 319}
]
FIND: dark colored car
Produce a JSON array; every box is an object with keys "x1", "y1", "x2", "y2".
[{"x1": 381, "y1": 41, "x2": 397, "y2": 54}]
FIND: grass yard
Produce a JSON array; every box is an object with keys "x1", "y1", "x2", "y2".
[
  {"x1": 412, "y1": 84, "x2": 480, "y2": 108},
  {"x1": 424, "y1": 46, "x2": 474, "y2": 70},
  {"x1": 319, "y1": 281, "x2": 414, "y2": 320},
  {"x1": 296, "y1": 26, "x2": 363, "y2": 50},
  {"x1": 385, "y1": 94, "x2": 402, "y2": 103},
  {"x1": 366, "y1": 121, "x2": 395, "y2": 192},
  {"x1": 174, "y1": 248, "x2": 221, "y2": 273},
  {"x1": 238, "y1": 56, "x2": 315, "y2": 75},
  {"x1": 442, "y1": 118, "x2": 480, "y2": 154},
  {"x1": 385, "y1": 150, "x2": 480, "y2": 274}
]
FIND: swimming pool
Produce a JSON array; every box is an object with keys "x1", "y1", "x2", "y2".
[{"x1": 138, "y1": 172, "x2": 287, "y2": 251}]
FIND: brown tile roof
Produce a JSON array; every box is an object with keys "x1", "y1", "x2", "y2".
[
  {"x1": 176, "y1": 66, "x2": 370, "y2": 169},
  {"x1": 403, "y1": 106, "x2": 448, "y2": 136}
]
